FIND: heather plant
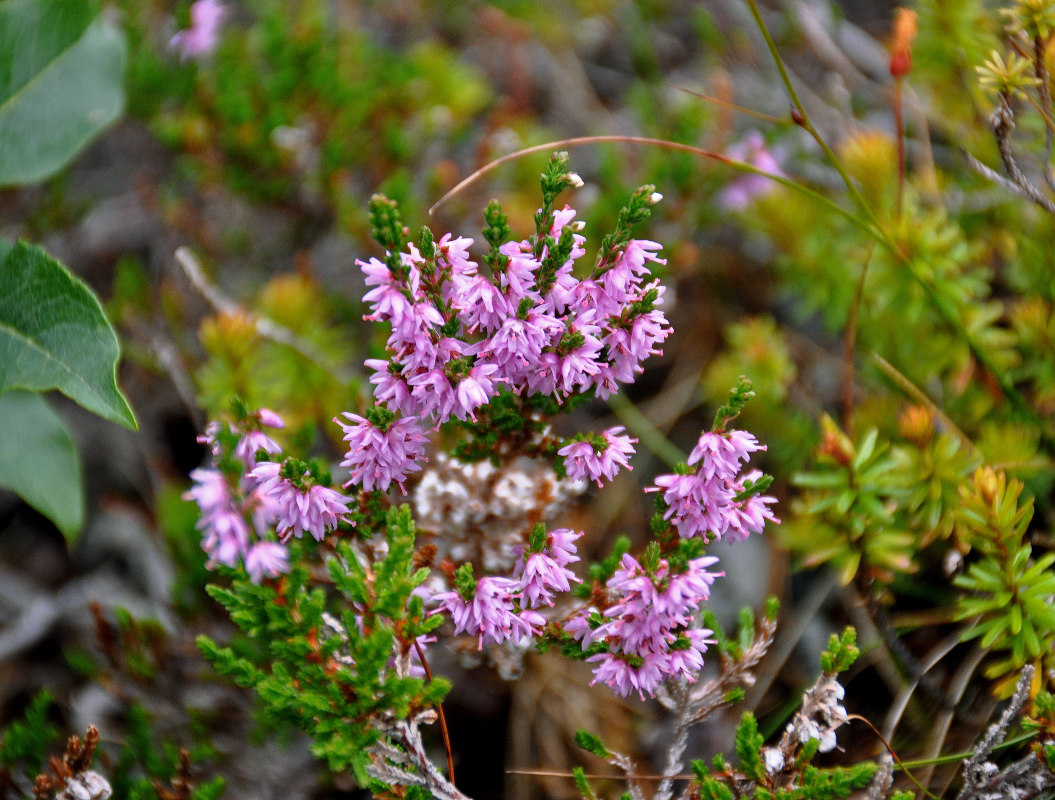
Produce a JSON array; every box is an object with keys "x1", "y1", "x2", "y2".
[
  {"x1": 186, "y1": 155, "x2": 787, "y2": 797},
  {"x1": 7, "y1": 2, "x2": 1055, "y2": 800}
]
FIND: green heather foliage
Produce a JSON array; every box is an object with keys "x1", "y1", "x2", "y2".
[
  {"x1": 198, "y1": 506, "x2": 448, "y2": 784},
  {"x1": 0, "y1": 693, "x2": 57, "y2": 773}
]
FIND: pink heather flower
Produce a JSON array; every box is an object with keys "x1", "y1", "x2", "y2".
[
  {"x1": 628, "y1": 303, "x2": 671, "y2": 360},
  {"x1": 550, "y1": 205, "x2": 579, "y2": 233},
  {"x1": 544, "y1": 267, "x2": 580, "y2": 315},
  {"x1": 649, "y1": 471, "x2": 735, "y2": 539},
  {"x1": 688, "y1": 430, "x2": 765, "y2": 481},
  {"x1": 186, "y1": 467, "x2": 289, "y2": 577},
  {"x1": 360, "y1": 258, "x2": 413, "y2": 322},
  {"x1": 335, "y1": 413, "x2": 428, "y2": 493},
  {"x1": 366, "y1": 359, "x2": 414, "y2": 416},
  {"x1": 389, "y1": 301, "x2": 445, "y2": 357},
  {"x1": 518, "y1": 551, "x2": 576, "y2": 607},
  {"x1": 196, "y1": 420, "x2": 224, "y2": 455},
  {"x1": 564, "y1": 608, "x2": 596, "y2": 642},
  {"x1": 485, "y1": 315, "x2": 547, "y2": 378},
  {"x1": 245, "y1": 541, "x2": 290, "y2": 583},
  {"x1": 547, "y1": 528, "x2": 582, "y2": 567},
  {"x1": 249, "y1": 462, "x2": 352, "y2": 541},
  {"x1": 621, "y1": 239, "x2": 667, "y2": 274},
  {"x1": 571, "y1": 278, "x2": 623, "y2": 319},
  {"x1": 723, "y1": 470, "x2": 780, "y2": 543},
  {"x1": 233, "y1": 430, "x2": 282, "y2": 468},
  {"x1": 649, "y1": 429, "x2": 775, "y2": 541},
  {"x1": 497, "y1": 243, "x2": 542, "y2": 303},
  {"x1": 587, "y1": 651, "x2": 667, "y2": 700},
  {"x1": 433, "y1": 577, "x2": 544, "y2": 649},
  {"x1": 524, "y1": 351, "x2": 561, "y2": 397},
  {"x1": 515, "y1": 528, "x2": 583, "y2": 607},
  {"x1": 718, "y1": 130, "x2": 786, "y2": 210},
  {"x1": 664, "y1": 628, "x2": 714, "y2": 679},
  {"x1": 582, "y1": 553, "x2": 722, "y2": 698},
  {"x1": 397, "y1": 335, "x2": 464, "y2": 376},
  {"x1": 256, "y1": 408, "x2": 285, "y2": 429},
  {"x1": 169, "y1": 0, "x2": 226, "y2": 60},
  {"x1": 453, "y1": 275, "x2": 510, "y2": 334},
  {"x1": 557, "y1": 323, "x2": 603, "y2": 394},
  {"x1": 200, "y1": 508, "x2": 250, "y2": 568},
  {"x1": 407, "y1": 369, "x2": 456, "y2": 423},
  {"x1": 655, "y1": 556, "x2": 723, "y2": 623},
  {"x1": 185, "y1": 468, "x2": 230, "y2": 516},
  {"x1": 559, "y1": 427, "x2": 638, "y2": 487},
  {"x1": 452, "y1": 362, "x2": 500, "y2": 422},
  {"x1": 437, "y1": 234, "x2": 477, "y2": 298},
  {"x1": 599, "y1": 240, "x2": 664, "y2": 306}
]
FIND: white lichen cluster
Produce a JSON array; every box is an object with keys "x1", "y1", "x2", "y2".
[{"x1": 413, "y1": 453, "x2": 586, "y2": 572}]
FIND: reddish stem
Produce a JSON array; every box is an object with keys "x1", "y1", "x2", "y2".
[{"x1": 414, "y1": 639, "x2": 456, "y2": 787}]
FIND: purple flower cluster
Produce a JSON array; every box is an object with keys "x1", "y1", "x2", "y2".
[
  {"x1": 186, "y1": 409, "x2": 353, "y2": 582},
  {"x1": 648, "y1": 430, "x2": 779, "y2": 542},
  {"x1": 568, "y1": 553, "x2": 722, "y2": 699},
  {"x1": 334, "y1": 411, "x2": 428, "y2": 494},
  {"x1": 558, "y1": 426, "x2": 637, "y2": 487},
  {"x1": 337, "y1": 205, "x2": 670, "y2": 493},
  {"x1": 432, "y1": 528, "x2": 583, "y2": 648},
  {"x1": 248, "y1": 461, "x2": 353, "y2": 542},
  {"x1": 515, "y1": 528, "x2": 582, "y2": 608}
]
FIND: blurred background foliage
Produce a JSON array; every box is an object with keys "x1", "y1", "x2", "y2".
[{"x1": 3, "y1": 0, "x2": 1055, "y2": 798}]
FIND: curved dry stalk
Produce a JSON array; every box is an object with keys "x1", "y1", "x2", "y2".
[
  {"x1": 175, "y1": 247, "x2": 354, "y2": 383},
  {"x1": 427, "y1": 135, "x2": 871, "y2": 236},
  {"x1": 667, "y1": 83, "x2": 786, "y2": 124},
  {"x1": 881, "y1": 631, "x2": 964, "y2": 741},
  {"x1": 915, "y1": 646, "x2": 987, "y2": 797},
  {"x1": 870, "y1": 352, "x2": 979, "y2": 456}
]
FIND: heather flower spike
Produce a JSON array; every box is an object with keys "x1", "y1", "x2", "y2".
[
  {"x1": 335, "y1": 409, "x2": 428, "y2": 494},
  {"x1": 648, "y1": 427, "x2": 778, "y2": 542},
  {"x1": 559, "y1": 427, "x2": 638, "y2": 487}
]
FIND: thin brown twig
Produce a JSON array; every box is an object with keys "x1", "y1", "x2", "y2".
[
  {"x1": 429, "y1": 136, "x2": 731, "y2": 215},
  {"x1": 989, "y1": 97, "x2": 1055, "y2": 215},
  {"x1": 414, "y1": 639, "x2": 456, "y2": 787},
  {"x1": 174, "y1": 246, "x2": 354, "y2": 382},
  {"x1": 1031, "y1": 34, "x2": 1055, "y2": 193},
  {"x1": 667, "y1": 84, "x2": 787, "y2": 123},
  {"x1": 846, "y1": 714, "x2": 941, "y2": 800},
  {"x1": 894, "y1": 77, "x2": 906, "y2": 219},
  {"x1": 841, "y1": 243, "x2": 877, "y2": 440},
  {"x1": 869, "y1": 352, "x2": 979, "y2": 455}
]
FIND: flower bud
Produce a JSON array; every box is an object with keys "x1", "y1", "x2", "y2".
[
  {"x1": 889, "y1": 8, "x2": 916, "y2": 78},
  {"x1": 897, "y1": 404, "x2": 932, "y2": 445}
]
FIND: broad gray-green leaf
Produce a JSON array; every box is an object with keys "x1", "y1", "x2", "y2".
[
  {"x1": 0, "y1": 240, "x2": 137, "y2": 429},
  {"x1": 0, "y1": 390, "x2": 83, "y2": 540},
  {"x1": 0, "y1": 0, "x2": 126, "y2": 186}
]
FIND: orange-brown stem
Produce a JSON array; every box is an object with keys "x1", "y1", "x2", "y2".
[{"x1": 414, "y1": 639, "x2": 456, "y2": 787}]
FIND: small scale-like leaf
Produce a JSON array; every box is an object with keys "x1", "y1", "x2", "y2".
[
  {"x1": 0, "y1": 390, "x2": 83, "y2": 540},
  {"x1": 0, "y1": 241, "x2": 136, "y2": 429},
  {"x1": 0, "y1": 0, "x2": 126, "y2": 186}
]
